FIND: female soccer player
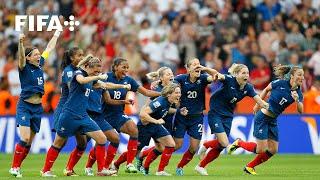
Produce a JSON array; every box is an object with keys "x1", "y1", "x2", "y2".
[
  {"x1": 83, "y1": 82, "x2": 132, "y2": 176},
  {"x1": 172, "y1": 58, "x2": 217, "y2": 176},
  {"x1": 139, "y1": 83, "x2": 182, "y2": 176},
  {"x1": 40, "y1": 56, "x2": 126, "y2": 177},
  {"x1": 9, "y1": 30, "x2": 60, "y2": 177},
  {"x1": 112, "y1": 67, "x2": 182, "y2": 174},
  {"x1": 104, "y1": 57, "x2": 160, "y2": 173},
  {"x1": 194, "y1": 63, "x2": 269, "y2": 175},
  {"x1": 227, "y1": 65, "x2": 303, "y2": 175},
  {"x1": 51, "y1": 47, "x2": 90, "y2": 176}
]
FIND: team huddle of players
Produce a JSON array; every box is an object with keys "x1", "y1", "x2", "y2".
[{"x1": 9, "y1": 30, "x2": 304, "y2": 177}]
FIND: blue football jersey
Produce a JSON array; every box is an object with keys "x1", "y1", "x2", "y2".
[
  {"x1": 63, "y1": 69, "x2": 93, "y2": 118},
  {"x1": 19, "y1": 57, "x2": 45, "y2": 100},
  {"x1": 210, "y1": 74, "x2": 257, "y2": 117},
  {"x1": 138, "y1": 96, "x2": 171, "y2": 125},
  {"x1": 267, "y1": 79, "x2": 303, "y2": 117},
  {"x1": 103, "y1": 72, "x2": 140, "y2": 117},
  {"x1": 55, "y1": 65, "x2": 77, "y2": 111},
  {"x1": 175, "y1": 74, "x2": 211, "y2": 115},
  {"x1": 87, "y1": 88, "x2": 104, "y2": 114}
]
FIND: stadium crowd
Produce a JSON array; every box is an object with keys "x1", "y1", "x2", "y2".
[{"x1": 0, "y1": 0, "x2": 319, "y2": 115}]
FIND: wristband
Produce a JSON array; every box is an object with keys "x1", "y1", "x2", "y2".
[{"x1": 54, "y1": 30, "x2": 61, "y2": 37}]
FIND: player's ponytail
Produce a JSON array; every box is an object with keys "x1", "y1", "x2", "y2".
[
  {"x1": 112, "y1": 57, "x2": 127, "y2": 73},
  {"x1": 146, "y1": 67, "x2": 171, "y2": 81},
  {"x1": 61, "y1": 47, "x2": 81, "y2": 70},
  {"x1": 274, "y1": 65, "x2": 292, "y2": 79},
  {"x1": 161, "y1": 83, "x2": 180, "y2": 97},
  {"x1": 228, "y1": 63, "x2": 247, "y2": 76}
]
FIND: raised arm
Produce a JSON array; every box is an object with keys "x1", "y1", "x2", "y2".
[
  {"x1": 18, "y1": 34, "x2": 26, "y2": 69},
  {"x1": 291, "y1": 91, "x2": 304, "y2": 114},
  {"x1": 137, "y1": 86, "x2": 161, "y2": 98},
  {"x1": 44, "y1": 30, "x2": 61, "y2": 54}
]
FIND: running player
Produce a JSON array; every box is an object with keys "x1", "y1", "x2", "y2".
[
  {"x1": 9, "y1": 30, "x2": 60, "y2": 177},
  {"x1": 50, "y1": 47, "x2": 90, "y2": 176},
  {"x1": 172, "y1": 58, "x2": 217, "y2": 176},
  {"x1": 227, "y1": 65, "x2": 304, "y2": 175},
  {"x1": 194, "y1": 63, "x2": 269, "y2": 175},
  {"x1": 40, "y1": 56, "x2": 125, "y2": 177},
  {"x1": 105, "y1": 57, "x2": 160, "y2": 173},
  {"x1": 139, "y1": 83, "x2": 182, "y2": 176},
  {"x1": 83, "y1": 82, "x2": 132, "y2": 176}
]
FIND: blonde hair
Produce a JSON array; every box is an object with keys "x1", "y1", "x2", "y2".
[
  {"x1": 274, "y1": 65, "x2": 302, "y2": 79},
  {"x1": 161, "y1": 83, "x2": 180, "y2": 97},
  {"x1": 77, "y1": 54, "x2": 101, "y2": 68},
  {"x1": 185, "y1": 58, "x2": 199, "y2": 68},
  {"x1": 146, "y1": 67, "x2": 171, "y2": 81},
  {"x1": 228, "y1": 63, "x2": 248, "y2": 76}
]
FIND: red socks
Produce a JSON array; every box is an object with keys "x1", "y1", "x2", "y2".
[
  {"x1": 66, "y1": 146, "x2": 85, "y2": 170},
  {"x1": 42, "y1": 146, "x2": 61, "y2": 172},
  {"x1": 247, "y1": 150, "x2": 273, "y2": 168},
  {"x1": 104, "y1": 143, "x2": 119, "y2": 169},
  {"x1": 177, "y1": 149, "x2": 194, "y2": 168},
  {"x1": 143, "y1": 149, "x2": 162, "y2": 169},
  {"x1": 158, "y1": 147, "x2": 174, "y2": 172},
  {"x1": 114, "y1": 151, "x2": 127, "y2": 168},
  {"x1": 238, "y1": 141, "x2": 257, "y2": 153},
  {"x1": 85, "y1": 148, "x2": 96, "y2": 168},
  {"x1": 95, "y1": 144, "x2": 106, "y2": 172},
  {"x1": 127, "y1": 137, "x2": 138, "y2": 164},
  {"x1": 203, "y1": 139, "x2": 220, "y2": 149},
  {"x1": 140, "y1": 146, "x2": 155, "y2": 159},
  {"x1": 12, "y1": 141, "x2": 28, "y2": 168},
  {"x1": 199, "y1": 148, "x2": 223, "y2": 168}
]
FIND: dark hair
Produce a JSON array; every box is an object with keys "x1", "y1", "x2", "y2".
[
  {"x1": 25, "y1": 47, "x2": 36, "y2": 57},
  {"x1": 111, "y1": 57, "x2": 127, "y2": 72},
  {"x1": 61, "y1": 47, "x2": 81, "y2": 70}
]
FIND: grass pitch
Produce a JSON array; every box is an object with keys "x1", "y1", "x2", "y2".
[{"x1": 1, "y1": 153, "x2": 320, "y2": 179}]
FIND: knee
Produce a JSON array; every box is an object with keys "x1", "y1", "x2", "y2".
[
  {"x1": 108, "y1": 133, "x2": 120, "y2": 144},
  {"x1": 127, "y1": 126, "x2": 138, "y2": 137},
  {"x1": 218, "y1": 139, "x2": 229, "y2": 148},
  {"x1": 21, "y1": 137, "x2": 31, "y2": 144},
  {"x1": 53, "y1": 137, "x2": 66, "y2": 149},
  {"x1": 96, "y1": 135, "x2": 107, "y2": 145},
  {"x1": 255, "y1": 146, "x2": 267, "y2": 154},
  {"x1": 76, "y1": 137, "x2": 87, "y2": 149},
  {"x1": 156, "y1": 144, "x2": 165, "y2": 152},
  {"x1": 167, "y1": 141, "x2": 175, "y2": 148},
  {"x1": 174, "y1": 142, "x2": 182, "y2": 150},
  {"x1": 268, "y1": 147, "x2": 278, "y2": 155},
  {"x1": 188, "y1": 145, "x2": 198, "y2": 154}
]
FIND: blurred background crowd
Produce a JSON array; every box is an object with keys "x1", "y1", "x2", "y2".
[{"x1": 0, "y1": 0, "x2": 319, "y2": 115}]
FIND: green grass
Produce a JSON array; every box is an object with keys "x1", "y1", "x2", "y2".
[{"x1": 1, "y1": 153, "x2": 320, "y2": 179}]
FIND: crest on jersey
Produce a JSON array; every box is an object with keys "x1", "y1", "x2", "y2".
[
  {"x1": 197, "y1": 80, "x2": 201, "y2": 84},
  {"x1": 67, "y1": 71, "x2": 73, "y2": 78}
]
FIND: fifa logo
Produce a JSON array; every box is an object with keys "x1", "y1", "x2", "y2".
[{"x1": 15, "y1": 15, "x2": 80, "y2": 32}]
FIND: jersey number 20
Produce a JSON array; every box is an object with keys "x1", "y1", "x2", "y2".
[{"x1": 187, "y1": 91, "x2": 197, "y2": 98}]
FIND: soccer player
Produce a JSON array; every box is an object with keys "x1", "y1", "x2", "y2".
[
  {"x1": 50, "y1": 47, "x2": 91, "y2": 176},
  {"x1": 139, "y1": 83, "x2": 182, "y2": 176},
  {"x1": 228, "y1": 65, "x2": 304, "y2": 175},
  {"x1": 194, "y1": 63, "x2": 269, "y2": 175},
  {"x1": 136, "y1": 67, "x2": 175, "y2": 174},
  {"x1": 40, "y1": 56, "x2": 122, "y2": 177},
  {"x1": 9, "y1": 30, "x2": 60, "y2": 177},
  {"x1": 105, "y1": 57, "x2": 160, "y2": 173},
  {"x1": 172, "y1": 58, "x2": 218, "y2": 176},
  {"x1": 83, "y1": 83, "x2": 132, "y2": 176}
]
